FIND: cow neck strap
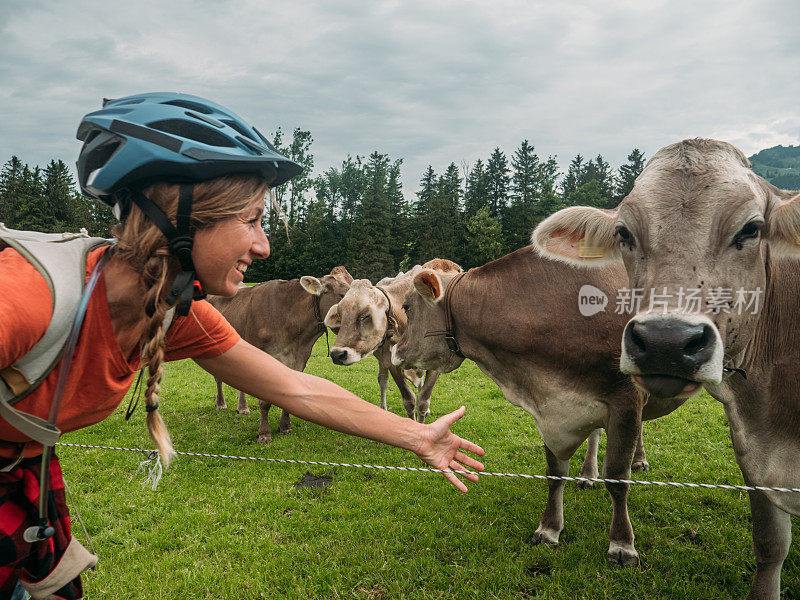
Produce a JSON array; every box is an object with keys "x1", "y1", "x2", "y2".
[
  {"x1": 312, "y1": 294, "x2": 330, "y2": 357},
  {"x1": 375, "y1": 286, "x2": 396, "y2": 347},
  {"x1": 424, "y1": 271, "x2": 467, "y2": 358}
]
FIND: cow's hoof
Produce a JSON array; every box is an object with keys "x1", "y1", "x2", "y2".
[
  {"x1": 531, "y1": 526, "x2": 560, "y2": 546},
  {"x1": 607, "y1": 543, "x2": 639, "y2": 567},
  {"x1": 257, "y1": 434, "x2": 273, "y2": 444},
  {"x1": 631, "y1": 460, "x2": 650, "y2": 473},
  {"x1": 237, "y1": 408, "x2": 251, "y2": 415},
  {"x1": 576, "y1": 478, "x2": 597, "y2": 490},
  {"x1": 280, "y1": 427, "x2": 292, "y2": 435},
  {"x1": 215, "y1": 402, "x2": 227, "y2": 410}
]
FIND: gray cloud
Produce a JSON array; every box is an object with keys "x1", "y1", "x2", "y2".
[{"x1": 1, "y1": 0, "x2": 799, "y2": 197}]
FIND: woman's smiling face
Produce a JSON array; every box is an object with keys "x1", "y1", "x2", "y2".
[{"x1": 191, "y1": 192, "x2": 270, "y2": 296}]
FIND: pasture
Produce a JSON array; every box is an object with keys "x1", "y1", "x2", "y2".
[{"x1": 59, "y1": 338, "x2": 798, "y2": 599}]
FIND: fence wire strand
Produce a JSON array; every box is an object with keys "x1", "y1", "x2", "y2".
[{"x1": 56, "y1": 442, "x2": 800, "y2": 494}]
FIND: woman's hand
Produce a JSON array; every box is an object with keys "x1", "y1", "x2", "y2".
[{"x1": 413, "y1": 406, "x2": 485, "y2": 492}]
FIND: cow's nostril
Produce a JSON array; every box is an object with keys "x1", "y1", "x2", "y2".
[
  {"x1": 683, "y1": 324, "x2": 712, "y2": 356},
  {"x1": 629, "y1": 323, "x2": 647, "y2": 354}
]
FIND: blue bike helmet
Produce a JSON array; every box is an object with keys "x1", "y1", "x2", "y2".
[
  {"x1": 76, "y1": 92, "x2": 301, "y2": 315},
  {"x1": 76, "y1": 92, "x2": 302, "y2": 208}
]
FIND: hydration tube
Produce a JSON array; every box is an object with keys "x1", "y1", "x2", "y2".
[{"x1": 24, "y1": 250, "x2": 111, "y2": 543}]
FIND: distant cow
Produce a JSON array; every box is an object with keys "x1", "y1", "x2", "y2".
[
  {"x1": 324, "y1": 259, "x2": 462, "y2": 422},
  {"x1": 208, "y1": 266, "x2": 353, "y2": 443},
  {"x1": 391, "y1": 249, "x2": 682, "y2": 566},
  {"x1": 533, "y1": 138, "x2": 800, "y2": 599}
]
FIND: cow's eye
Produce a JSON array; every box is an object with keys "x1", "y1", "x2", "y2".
[
  {"x1": 359, "y1": 314, "x2": 370, "y2": 323},
  {"x1": 402, "y1": 302, "x2": 410, "y2": 313},
  {"x1": 615, "y1": 225, "x2": 634, "y2": 247},
  {"x1": 734, "y1": 221, "x2": 763, "y2": 249}
]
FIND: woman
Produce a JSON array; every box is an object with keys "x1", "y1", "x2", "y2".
[{"x1": 0, "y1": 93, "x2": 484, "y2": 599}]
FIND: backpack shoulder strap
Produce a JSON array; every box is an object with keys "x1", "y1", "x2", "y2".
[{"x1": 0, "y1": 226, "x2": 110, "y2": 413}]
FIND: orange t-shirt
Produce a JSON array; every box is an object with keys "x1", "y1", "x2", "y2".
[{"x1": 0, "y1": 246, "x2": 240, "y2": 458}]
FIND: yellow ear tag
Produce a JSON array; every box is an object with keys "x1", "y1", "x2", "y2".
[{"x1": 578, "y1": 238, "x2": 605, "y2": 258}]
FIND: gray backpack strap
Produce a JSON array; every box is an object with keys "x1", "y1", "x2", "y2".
[{"x1": 0, "y1": 226, "x2": 110, "y2": 444}]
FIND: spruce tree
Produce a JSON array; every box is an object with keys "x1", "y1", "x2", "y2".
[
  {"x1": 486, "y1": 148, "x2": 510, "y2": 220},
  {"x1": 347, "y1": 151, "x2": 394, "y2": 280},
  {"x1": 614, "y1": 148, "x2": 646, "y2": 205},
  {"x1": 464, "y1": 159, "x2": 489, "y2": 219}
]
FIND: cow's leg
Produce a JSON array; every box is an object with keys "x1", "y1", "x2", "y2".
[
  {"x1": 532, "y1": 444, "x2": 568, "y2": 546},
  {"x1": 414, "y1": 371, "x2": 439, "y2": 423},
  {"x1": 237, "y1": 389, "x2": 250, "y2": 415},
  {"x1": 577, "y1": 428, "x2": 601, "y2": 490},
  {"x1": 257, "y1": 398, "x2": 273, "y2": 444},
  {"x1": 389, "y1": 364, "x2": 417, "y2": 419},
  {"x1": 603, "y1": 407, "x2": 640, "y2": 567},
  {"x1": 278, "y1": 409, "x2": 292, "y2": 435},
  {"x1": 377, "y1": 363, "x2": 390, "y2": 410},
  {"x1": 746, "y1": 490, "x2": 791, "y2": 600},
  {"x1": 214, "y1": 378, "x2": 227, "y2": 410},
  {"x1": 631, "y1": 421, "x2": 649, "y2": 472}
]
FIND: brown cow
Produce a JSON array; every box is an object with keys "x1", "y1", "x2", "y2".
[
  {"x1": 391, "y1": 248, "x2": 682, "y2": 566},
  {"x1": 324, "y1": 259, "x2": 462, "y2": 422},
  {"x1": 532, "y1": 138, "x2": 800, "y2": 599},
  {"x1": 208, "y1": 266, "x2": 353, "y2": 443}
]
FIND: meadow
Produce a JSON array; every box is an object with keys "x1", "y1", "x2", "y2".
[{"x1": 59, "y1": 338, "x2": 799, "y2": 599}]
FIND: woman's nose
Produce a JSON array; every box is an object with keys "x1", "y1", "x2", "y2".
[{"x1": 252, "y1": 228, "x2": 270, "y2": 259}]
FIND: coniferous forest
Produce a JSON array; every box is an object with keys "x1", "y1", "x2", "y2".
[{"x1": 2, "y1": 132, "x2": 787, "y2": 282}]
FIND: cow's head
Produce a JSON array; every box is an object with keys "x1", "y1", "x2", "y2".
[
  {"x1": 324, "y1": 279, "x2": 395, "y2": 365},
  {"x1": 391, "y1": 269, "x2": 466, "y2": 374},
  {"x1": 533, "y1": 138, "x2": 800, "y2": 399},
  {"x1": 300, "y1": 266, "x2": 354, "y2": 327}
]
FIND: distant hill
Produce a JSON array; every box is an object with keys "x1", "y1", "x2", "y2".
[{"x1": 749, "y1": 145, "x2": 800, "y2": 190}]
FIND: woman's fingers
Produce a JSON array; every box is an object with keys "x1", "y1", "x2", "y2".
[
  {"x1": 454, "y1": 451, "x2": 484, "y2": 472},
  {"x1": 443, "y1": 470, "x2": 469, "y2": 493},
  {"x1": 449, "y1": 460, "x2": 480, "y2": 482}
]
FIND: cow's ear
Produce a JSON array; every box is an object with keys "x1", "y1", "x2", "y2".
[
  {"x1": 330, "y1": 266, "x2": 354, "y2": 284},
  {"x1": 324, "y1": 303, "x2": 341, "y2": 328},
  {"x1": 300, "y1": 276, "x2": 326, "y2": 296},
  {"x1": 765, "y1": 189, "x2": 800, "y2": 258},
  {"x1": 532, "y1": 206, "x2": 621, "y2": 267},
  {"x1": 414, "y1": 270, "x2": 444, "y2": 305}
]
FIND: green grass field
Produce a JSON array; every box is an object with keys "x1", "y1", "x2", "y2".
[{"x1": 59, "y1": 338, "x2": 798, "y2": 599}]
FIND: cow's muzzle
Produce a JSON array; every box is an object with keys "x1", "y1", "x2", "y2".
[{"x1": 620, "y1": 314, "x2": 724, "y2": 397}]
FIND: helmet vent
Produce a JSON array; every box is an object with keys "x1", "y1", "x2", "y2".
[
  {"x1": 147, "y1": 119, "x2": 236, "y2": 147},
  {"x1": 221, "y1": 119, "x2": 257, "y2": 142},
  {"x1": 84, "y1": 141, "x2": 121, "y2": 175},
  {"x1": 161, "y1": 99, "x2": 213, "y2": 114}
]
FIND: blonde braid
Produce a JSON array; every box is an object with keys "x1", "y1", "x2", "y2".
[{"x1": 140, "y1": 252, "x2": 176, "y2": 466}]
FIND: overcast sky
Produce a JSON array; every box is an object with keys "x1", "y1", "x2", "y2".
[{"x1": 2, "y1": 0, "x2": 799, "y2": 196}]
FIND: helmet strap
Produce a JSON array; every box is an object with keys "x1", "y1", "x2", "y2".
[{"x1": 132, "y1": 184, "x2": 206, "y2": 316}]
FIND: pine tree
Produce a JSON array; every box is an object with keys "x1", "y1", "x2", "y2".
[
  {"x1": 486, "y1": 148, "x2": 510, "y2": 220},
  {"x1": 347, "y1": 152, "x2": 394, "y2": 280},
  {"x1": 561, "y1": 154, "x2": 584, "y2": 202},
  {"x1": 464, "y1": 159, "x2": 489, "y2": 219},
  {"x1": 386, "y1": 159, "x2": 411, "y2": 271},
  {"x1": 414, "y1": 164, "x2": 462, "y2": 265},
  {"x1": 505, "y1": 140, "x2": 541, "y2": 250},
  {"x1": 614, "y1": 148, "x2": 646, "y2": 205}
]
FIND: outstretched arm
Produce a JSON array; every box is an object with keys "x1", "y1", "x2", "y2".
[{"x1": 195, "y1": 339, "x2": 484, "y2": 492}]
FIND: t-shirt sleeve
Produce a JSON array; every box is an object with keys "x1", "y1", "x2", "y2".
[
  {"x1": 0, "y1": 249, "x2": 53, "y2": 369},
  {"x1": 163, "y1": 299, "x2": 240, "y2": 361}
]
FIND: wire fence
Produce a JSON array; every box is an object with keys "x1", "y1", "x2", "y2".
[{"x1": 56, "y1": 442, "x2": 800, "y2": 494}]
